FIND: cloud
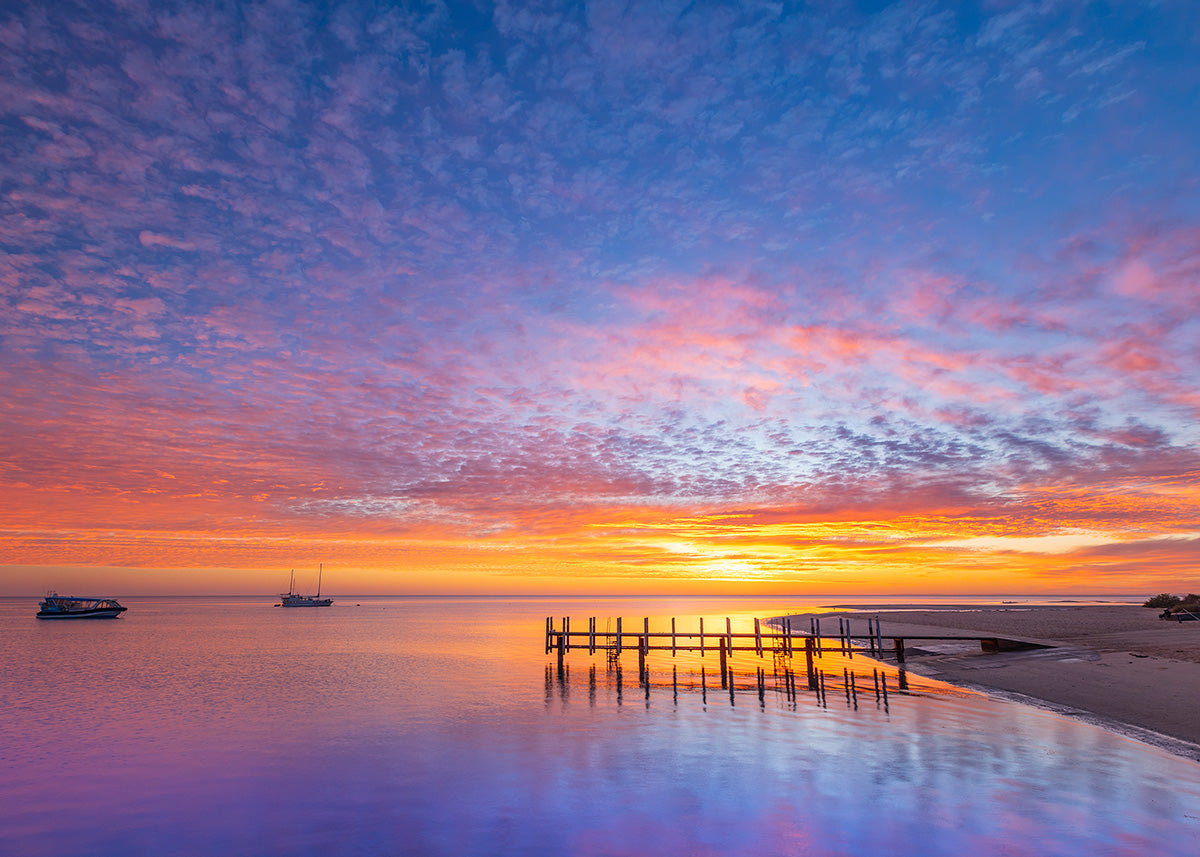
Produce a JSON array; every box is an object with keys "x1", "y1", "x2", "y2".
[
  {"x1": 1, "y1": 0, "x2": 1199, "y2": 590},
  {"x1": 138, "y1": 231, "x2": 197, "y2": 251}
]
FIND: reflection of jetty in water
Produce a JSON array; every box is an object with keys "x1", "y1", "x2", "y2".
[{"x1": 543, "y1": 615, "x2": 983, "y2": 711}]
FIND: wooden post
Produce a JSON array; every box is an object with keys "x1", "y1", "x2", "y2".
[
  {"x1": 671, "y1": 617, "x2": 676, "y2": 656},
  {"x1": 638, "y1": 634, "x2": 646, "y2": 678},
  {"x1": 589, "y1": 617, "x2": 595, "y2": 655},
  {"x1": 754, "y1": 618, "x2": 763, "y2": 657},
  {"x1": 894, "y1": 638, "x2": 905, "y2": 663},
  {"x1": 545, "y1": 616, "x2": 551, "y2": 654},
  {"x1": 805, "y1": 635, "x2": 815, "y2": 681},
  {"x1": 726, "y1": 617, "x2": 733, "y2": 656},
  {"x1": 643, "y1": 617, "x2": 649, "y2": 652},
  {"x1": 564, "y1": 616, "x2": 570, "y2": 651},
  {"x1": 875, "y1": 617, "x2": 883, "y2": 655},
  {"x1": 557, "y1": 632, "x2": 565, "y2": 671},
  {"x1": 719, "y1": 637, "x2": 728, "y2": 687},
  {"x1": 846, "y1": 619, "x2": 853, "y2": 659},
  {"x1": 699, "y1": 617, "x2": 705, "y2": 656},
  {"x1": 815, "y1": 618, "x2": 822, "y2": 658},
  {"x1": 616, "y1": 617, "x2": 622, "y2": 659}
]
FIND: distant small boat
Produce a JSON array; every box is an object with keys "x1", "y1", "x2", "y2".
[
  {"x1": 277, "y1": 566, "x2": 332, "y2": 608},
  {"x1": 37, "y1": 593, "x2": 127, "y2": 619}
]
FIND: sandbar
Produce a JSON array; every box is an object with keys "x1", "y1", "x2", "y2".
[{"x1": 782, "y1": 604, "x2": 1200, "y2": 758}]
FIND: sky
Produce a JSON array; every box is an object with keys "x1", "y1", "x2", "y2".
[{"x1": 2, "y1": 0, "x2": 1199, "y2": 596}]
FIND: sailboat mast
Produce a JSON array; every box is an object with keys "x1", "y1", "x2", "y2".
[{"x1": 317, "y1": 563, "x2": 322, "y2": 597}]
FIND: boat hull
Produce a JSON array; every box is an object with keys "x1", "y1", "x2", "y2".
[{"x1": 278, "y1": 594, "x2": 333, "y2": 607}]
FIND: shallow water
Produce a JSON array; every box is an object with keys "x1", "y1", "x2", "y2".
[{"x1": 2, "y1": 595, "x2": 1197, "y2": 856}]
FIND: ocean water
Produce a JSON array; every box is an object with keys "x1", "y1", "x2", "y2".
[{"x1": 2, "y1": 595, "x2": 1198, "y2": 857}]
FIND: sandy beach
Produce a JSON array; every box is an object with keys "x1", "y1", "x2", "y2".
[{"x1": 783, "y1": 604, "x2": 1200, "y2": 757}]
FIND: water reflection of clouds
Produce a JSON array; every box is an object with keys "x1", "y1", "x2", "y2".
[
  {"x1": 532, "y1": 650, "x2": 1200, "y2": 856},
  {"x1": 6, "y1": 597, "x2": 1200, "y2": 856}
]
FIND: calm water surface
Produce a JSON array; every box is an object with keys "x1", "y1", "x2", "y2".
[{"x1": 3, "y1": 595, "x2": 1198, "y2": 856}]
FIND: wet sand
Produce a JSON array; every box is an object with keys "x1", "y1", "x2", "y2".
[{"x1": 783, "y1": 605, "x2": 1200, "y2": 757}]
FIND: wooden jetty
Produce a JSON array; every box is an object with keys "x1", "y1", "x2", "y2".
[
  {"x1": 542, "y1": 615, "x2": 1047, "y2": 711},
  {"x1": 543, "y1": 615, "x2": 1046, "y2": 669}
]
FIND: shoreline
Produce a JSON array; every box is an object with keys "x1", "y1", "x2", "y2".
[{"x1": 782, "y1": 604, "x2": 1200, "y2": 760}]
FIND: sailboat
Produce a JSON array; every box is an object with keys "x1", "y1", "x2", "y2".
[{"x1": 277, "y1": 565, "x2": 333, "y2": 607}]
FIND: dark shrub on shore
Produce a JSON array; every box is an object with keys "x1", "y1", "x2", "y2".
[{"x1": 1145, "y1": 593, "x2": 1200, "y2": 613}]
